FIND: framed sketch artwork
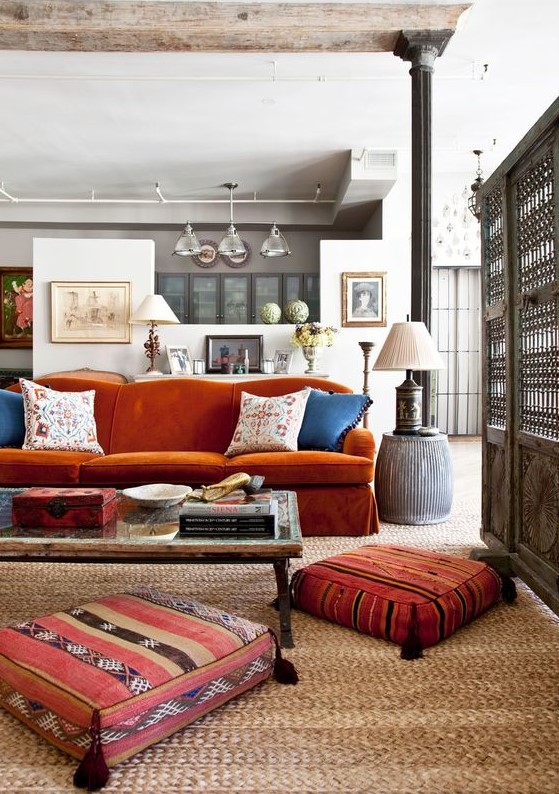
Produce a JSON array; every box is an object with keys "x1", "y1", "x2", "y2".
[
  {"x1": 51, "y1": 281, "x2": 131, "y2": 343},
  {"x1": 167, "y1": 345, "x2": 193, "y2": 375},
  {"x1": 341, "y1": 272, "x2": 387, "y2": 328}
]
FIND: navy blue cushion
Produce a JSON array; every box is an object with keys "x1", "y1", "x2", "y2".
[
  {"x1": 0, "y1": 389, "x2": 25, "y2": 447},
  {"x1": 298, "y1": 389, "x2": 372, "y2": 451}
]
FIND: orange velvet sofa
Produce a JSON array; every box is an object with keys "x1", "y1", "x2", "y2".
[{"x1": 1, "y1": 376, "x2": 378, "y2": 537}]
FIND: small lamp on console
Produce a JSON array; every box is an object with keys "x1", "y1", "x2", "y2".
[
  {"x1": 373, "y1": 320, "x2": 445, "y2": 435},
  {"x1": 130, "y1": 294, "x2": 180, "y2": 373}
]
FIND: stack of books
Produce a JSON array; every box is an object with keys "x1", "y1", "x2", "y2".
[{"x1": 179, "y1": 489, "x2": 278, "y2": 538}]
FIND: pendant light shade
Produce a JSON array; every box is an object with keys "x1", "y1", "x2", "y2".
[
  {"x1": 260, "y1": 223, "x2": 292, "y2": 258},
  {"x1": 173, "y1": 222, "x2": 202, "y2": 256},
  {"x1": 217, "y1": 183, "x2": 246, "y2": 257}
]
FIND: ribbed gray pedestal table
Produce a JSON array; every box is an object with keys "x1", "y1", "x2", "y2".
[{"x1": 374, "y1": 432, "x2": 454, "y2": 524}]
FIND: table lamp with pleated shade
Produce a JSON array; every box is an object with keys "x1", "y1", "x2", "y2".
[{"x1": 373, "y1": 321, "x2": 445, "y2": 434}]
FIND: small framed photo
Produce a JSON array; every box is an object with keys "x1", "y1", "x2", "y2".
[
  {"x1": 341, "y1": 272, "x2": 387, "y2": 328},
  {"x1": 273, "y1": 349, "x2": 294, "y2": 374},
  {"x1": 206, "y1": 334, "x2": 263, "y2": 373},
  {"x1": 0, "y1": 267, "x2": 33, "y2": 348},
  {"x1": 167, "y1": 345, "x2": 192, "y2": 375},
  {"x1": 51, "y1": 281, "x2": 131, "y2": 343}
]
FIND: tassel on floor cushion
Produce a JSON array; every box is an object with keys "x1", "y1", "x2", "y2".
[{"x1": 0, "y1": 587, "x2": 297, "y2": 790}]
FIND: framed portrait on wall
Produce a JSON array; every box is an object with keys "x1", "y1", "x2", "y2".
[
  {"x1": 341, "y1": 272, "x2": 387, "y2": 328},
  {"x1": 0, "y1": 267, "x2": 33, "y2": 348},
  {"x1": 51, "y1": 281, "x2": 131, "y2": 343}
]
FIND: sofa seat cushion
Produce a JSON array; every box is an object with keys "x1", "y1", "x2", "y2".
[
  {"x1": 80, "y1": 451, "x2": 227, "y2": 487},
  {"x1": 0, "y1": 448, "x2": 102, "y2": 486},
  {"x1": 291, "y1": 545, "x2": 506, "y2": 658},
  {"x1": 225, "y1": 450, "x2": 374, "y2": 486},
  {"x1": 0, "y1": 587, "x2": 295, "y2": 790}
]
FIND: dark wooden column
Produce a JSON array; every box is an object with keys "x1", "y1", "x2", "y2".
[{"x1": 394, "y1": 30, "x2": 452, "y2": 426}]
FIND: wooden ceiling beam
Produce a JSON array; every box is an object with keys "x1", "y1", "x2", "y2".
[{"x1": 0, "y1": 2, "x2": 470, "y2": 53}]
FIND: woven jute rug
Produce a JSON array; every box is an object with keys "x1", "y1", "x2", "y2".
[{"x1": 1, "y1": 499, "x2": 558, "y2": 793}]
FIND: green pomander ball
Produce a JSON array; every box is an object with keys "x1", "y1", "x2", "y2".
[
  {"x1": 284, "y1": 299, "x2": 309, "y2": 324},
  {"x1": 260, "y1": 302, "x2": 282, "y2": 324}
]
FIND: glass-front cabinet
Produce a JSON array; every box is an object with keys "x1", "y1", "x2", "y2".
[{"x1": 157, "y1": 272, "x2": 319, "y2": 325}]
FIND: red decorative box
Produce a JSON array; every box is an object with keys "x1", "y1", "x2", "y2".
[{"x1": 12, "y1": 487, "x2": 118, "y2": 529}]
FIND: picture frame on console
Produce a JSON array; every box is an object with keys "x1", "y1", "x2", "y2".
[
  {"x1": 206, "y1": 335, "x2": 263, "y2": 373},
  {"x1": 51, "y1": 281, "x2": 131, "y2": 343},
  {"x1": 167, "y1": 345, "x2": 192, "y2": 375},
  {"x1": 0, "y1": 266, "x2": 33, "y2": 348},
  {"x1": 273, "y1": 349, "x2": 293, "y2": 374},
  {"x1": 341, "y1": 271, "x2": 387, "y2": 328}
]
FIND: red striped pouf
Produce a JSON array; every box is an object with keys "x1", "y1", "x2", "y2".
[
  {"x1": 0, "y1": 588, "x2": 297, "y2": 790},
  {"x1": 290, "y1": 545, "x2": 515, "y2": 659}
]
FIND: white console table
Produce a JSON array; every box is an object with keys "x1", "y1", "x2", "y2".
[{"x1": 133, "y1": 372, "x2": 330, "y2": 383}]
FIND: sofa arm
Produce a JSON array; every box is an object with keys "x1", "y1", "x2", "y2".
[{"x1": 342, "y1": 428, "x2": 376, "y2": 460}]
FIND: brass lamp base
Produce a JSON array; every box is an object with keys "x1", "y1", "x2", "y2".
[{"x1": 393, "y1": 373, "x2": 423, "y2": 435}]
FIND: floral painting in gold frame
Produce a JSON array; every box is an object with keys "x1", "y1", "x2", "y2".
[{"x1": 0, "y1": 267, "x2": 33, "y2": 348}]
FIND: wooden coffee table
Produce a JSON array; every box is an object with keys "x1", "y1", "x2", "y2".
[{"x1": 0, "y1": 489, "x2": 303, "y2": 648}]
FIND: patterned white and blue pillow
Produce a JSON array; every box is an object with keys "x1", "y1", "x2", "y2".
[
  {"x1": 225, "y1": 388, "x2": 310, "y2": 457},
  {"x1": 20, "y1": 378, "x2": 104, "y2": 454}
]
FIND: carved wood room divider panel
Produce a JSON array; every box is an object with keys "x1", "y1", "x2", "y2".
[{"x1": 479, "y1": 97, "x2": 559, "y2": 614}]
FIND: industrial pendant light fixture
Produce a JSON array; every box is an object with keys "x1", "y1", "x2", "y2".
[
  {"x1": 217, "y1": 182, "x2": 246, "y2": 257},
  {"x1": 171, "y1": 182, "x2": 292, "y2": 259},
  {"x1": 172, "y1": 221, "x2": 202, "y2": 256},
  {"x1": 260, "y1": 222, "x2": 292, "y2": 258}
]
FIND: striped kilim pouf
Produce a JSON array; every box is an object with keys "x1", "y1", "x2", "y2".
[
  {"x1": 291, "y1": 545, "x2": 515, "y2": 659},
  {"x1": 0, "y1": 587, "x2": 297, "y2": 790}
]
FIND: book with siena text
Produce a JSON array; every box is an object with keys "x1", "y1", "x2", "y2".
[
  {"x1": 181, "y1": 489, "x2": 274, "y2": 515},
  {"x1": 179, "y1": 499, "x2": 278, "y2": 536}
]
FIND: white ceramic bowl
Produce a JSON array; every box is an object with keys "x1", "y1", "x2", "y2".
[{"x1": 122, "y1": 484, "x2": 192, "y2": 508}]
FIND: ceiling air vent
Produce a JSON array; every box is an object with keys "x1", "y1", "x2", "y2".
[{"x1": 363, "y1": 150, "x2": 398, "y2": 171}]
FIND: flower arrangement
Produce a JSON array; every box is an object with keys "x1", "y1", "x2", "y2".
[{"x1": 290, "y1": 322, "x2": 338, "y2": 348}]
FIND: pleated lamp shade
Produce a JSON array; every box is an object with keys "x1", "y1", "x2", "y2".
[
  {"x1": 373, "y1": 321, "x2": 445, "y2": 435},
  {"x1": 373, "y1": 322, "x2": 445, "y2": 372}
]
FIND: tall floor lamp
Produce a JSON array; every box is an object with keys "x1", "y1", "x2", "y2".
[
  {"x1": 129, "y1": 294, "x2": 179, "y2": 373},
  {"x1": 373, "y1": 321, "x2": 445, "y2": 434}
]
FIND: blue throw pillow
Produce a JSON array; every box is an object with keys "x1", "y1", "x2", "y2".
[
  {"x1": 298, "y1": 389, "x2": 372, "y2": 451},
  {"x1": 0, "y1": 389, "x2": 25, "y2": 447}
]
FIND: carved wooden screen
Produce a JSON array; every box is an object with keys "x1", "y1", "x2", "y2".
[{"x1": 479, "y1": 97, "x2": 559, "y2": 614}]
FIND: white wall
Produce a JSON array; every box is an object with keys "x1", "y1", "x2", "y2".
[
  {"x1": 32, "y1": 238, "x2": 155, "y2": 376},
  {"x1": 319, "y1": 238, "x2": 411, "y2": 443}
]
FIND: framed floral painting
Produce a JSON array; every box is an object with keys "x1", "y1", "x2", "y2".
[{"x1": 0, "y1": 267, "x2": 33, "y2": 348}]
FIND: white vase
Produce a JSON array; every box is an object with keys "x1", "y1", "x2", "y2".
[{"x1": 302, "y1": 345, "x2": 323, "y2": 373}]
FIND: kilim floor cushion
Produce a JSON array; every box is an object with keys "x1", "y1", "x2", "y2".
[
  {"x1": 0, "y1": 587, "x2": 297, "y2": 791},
  {"x1": 290, "y1": 544, "x2": 516, "y2": 660}
]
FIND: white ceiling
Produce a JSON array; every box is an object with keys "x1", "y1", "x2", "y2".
[{"x1": 0, "y1": 0, "x2": 557, "y2": 230}]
